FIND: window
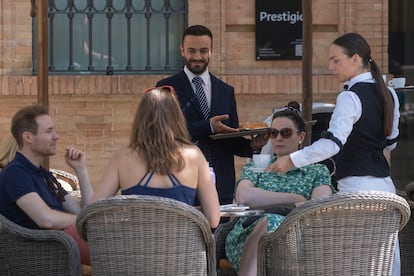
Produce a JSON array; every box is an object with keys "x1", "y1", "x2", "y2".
[
  {"x1": 33, "y1": 0, "x2": 188, "y2": 75},
  {"x1": 388, "y1": 0, "x2": 414, "y2": 193},
  {"x1": 389, "y1": 0, "x2": 414, "y2": 82}
]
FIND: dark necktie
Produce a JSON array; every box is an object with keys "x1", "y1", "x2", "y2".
[{"x1": 192, "y1": 76, "x2": 210, "y2": 119}]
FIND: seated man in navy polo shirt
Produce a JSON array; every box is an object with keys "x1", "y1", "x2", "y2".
[{"x1": 0, "y1": 104, "x2": 93, "y2": 265}]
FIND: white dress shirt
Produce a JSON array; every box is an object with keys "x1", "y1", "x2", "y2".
[
  {"x1": 184, "y1": 66, "x2": 212, "y2": 109},
  {"x1": 290, "y1": 72, "x2": 400, "y2": 193}
]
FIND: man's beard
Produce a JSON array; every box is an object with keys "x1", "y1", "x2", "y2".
[{"x1": 185, "y1": 59, "x2": 209, "y2": 75}]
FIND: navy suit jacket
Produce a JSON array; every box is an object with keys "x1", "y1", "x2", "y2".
[{"x1": 157, "y1": 71, "x2": 253, "y2": 204}]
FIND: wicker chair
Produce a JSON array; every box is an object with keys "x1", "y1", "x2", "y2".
[
  {"x1": 214, "y1": 218, "x2": 238, "y2": 276},
  {"x1": 0, "y1": 213, "x2": 82, "y2": 276},
  {"x1": 50, "y1": 168, "x2": 81, "y2": 198},
  {"x1": 76, "y1": 195, "x2": 216, "y2": 276},
  {"x1": 397, "y1": 183, "x2": 414, "y2": 276},
  {"x1": 257, "y1": 191, "x2": 411, "y2": 276}
]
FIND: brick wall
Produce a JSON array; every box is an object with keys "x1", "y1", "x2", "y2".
[{"x1": 0, "y1": 0, "x2": 390, "y2": 187}]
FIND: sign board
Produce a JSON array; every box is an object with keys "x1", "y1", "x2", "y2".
[{"x1": 256, "y1": 0, "x2": 302, "y2": 60}]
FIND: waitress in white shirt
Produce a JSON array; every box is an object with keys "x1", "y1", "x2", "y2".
[{"x1": 266, "y1": 32, "x2": 401, "y2": 276}]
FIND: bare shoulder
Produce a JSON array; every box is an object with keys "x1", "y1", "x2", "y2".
[
  {"x1": 108, "y1": 147, "x2": 140, "y2": 167},
  {"x1": 113, "y1": 146, "x2": 135, "y2": 158},
  {"x1": 181, "y1": 145, "x2": 204, "y2": 159}
]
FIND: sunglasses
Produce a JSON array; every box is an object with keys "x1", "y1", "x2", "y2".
[
  {"x1": 144, "y1": 85, "x2": 175, "y2": 94},
  {"x1": 269, "y1": 128, "x2": 298, "y2": 139}
]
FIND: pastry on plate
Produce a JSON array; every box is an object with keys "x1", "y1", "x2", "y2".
[{"x1": 239, "y1": 122, "x2": 268, "y2": 129}]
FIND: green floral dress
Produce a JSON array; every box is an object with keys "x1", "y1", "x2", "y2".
[{"x1": 225, "y1": 157, "x2": 332, "y2": 272}]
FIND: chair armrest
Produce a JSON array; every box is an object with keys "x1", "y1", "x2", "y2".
[
  {"x1": 405, "y1": 181, "x2": 414, "y2": 201},
  {"x1": 260, "y1": 202, "x2": 296, "y2": 216},
  {"x1": 214, "y1": 219, "x2": 238, "y2": 262},
  {"x1": 0, "y1": 214, "x2": 82, "y2": 276}
]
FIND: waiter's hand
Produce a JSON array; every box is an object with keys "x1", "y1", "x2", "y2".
[
  {"x1": 210, "y1": 115, "x2": 239, "y2": 133},
  {"x1": 250, "y1": 133, "x2": 269, "y2": 151},
  {"x1": 265, "y1": 155, "x2": 294, "y2": 174}
]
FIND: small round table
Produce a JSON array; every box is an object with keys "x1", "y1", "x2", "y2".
[{"x1": 220, "y1": 209, "x2": 264, "y2": 217}]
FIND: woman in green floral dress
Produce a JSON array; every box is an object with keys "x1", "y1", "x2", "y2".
[{"x1": 225, "y1": 104, "x2": 334, "y2": 276}]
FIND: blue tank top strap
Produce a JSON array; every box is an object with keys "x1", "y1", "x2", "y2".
[
  {"x1": 168, "y1": 174, "x2": 182, "y2": 187},
  {"x1": 142, "y1": 172, "x2": 155, "y2": 187},
  {"x1": 136, "y1": 172, "x2": 149, "y2": 186},
  {"x1": 136, "y1": 171, "x2": 151, "y2": 187}
]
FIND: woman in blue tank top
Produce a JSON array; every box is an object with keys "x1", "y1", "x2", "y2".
[{"x1": 91, "y1": 86, "x2": 220, "y2": 228}]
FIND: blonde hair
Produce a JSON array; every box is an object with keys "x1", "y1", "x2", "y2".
[
  {"x1": 129, "y1": 87, "x2": 193, "y2": 175},
  {"x1": 0, "y1": 134, "x2": 18, "y2": 168}
]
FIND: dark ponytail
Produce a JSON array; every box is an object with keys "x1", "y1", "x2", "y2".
[{"x1": 369, "y1": 59, "x2": 394, "y2": 136}]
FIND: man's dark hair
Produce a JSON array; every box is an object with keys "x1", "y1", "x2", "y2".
[
  {"x1": 182, "y1": 25, "x2": 213, "y2": 44},
  {"x1": 11, "y1": 104, "x2": 49, "y2": 147}
]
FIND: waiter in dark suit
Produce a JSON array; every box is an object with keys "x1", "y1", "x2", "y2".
[{"x1": 157, "y1": 25, "x2": 267, "y2": 204}]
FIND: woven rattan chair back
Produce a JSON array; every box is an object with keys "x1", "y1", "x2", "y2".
[
  {"x1": 50, "y1": 168, "x2": 81, "y2": 198},
  {"x1": 214, "y1": 219, "x2": 238, "y2": 276},
  {"x1": 0, "y1": 213, "x2": 81, "y2": 276},
  {"x1": 257, "y1": 191, "x2": 411, "y2": 276},
  {"x1": 77, "y1": 195, "x2": 216, "y2": 276}
]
